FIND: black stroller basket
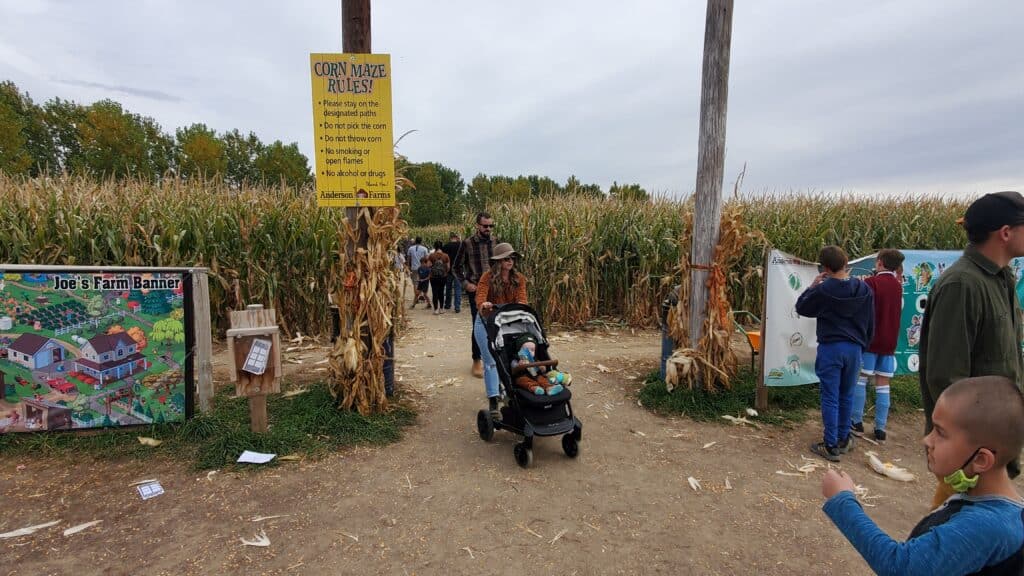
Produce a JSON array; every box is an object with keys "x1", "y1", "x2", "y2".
[{"x1": 476, "y1": 303, "x2": 582, "y2": 468}]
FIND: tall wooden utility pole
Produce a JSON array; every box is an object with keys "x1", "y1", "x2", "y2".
[
  {"x1": 343, "y1": 0, "x2": 371, "y2": 255},
  {"x1": 689, "y1": 0, "x2": 733, "y2": 351}
]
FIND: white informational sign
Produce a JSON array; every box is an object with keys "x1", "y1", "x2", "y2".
[
  {"x1": 242, "y1": 338, "x2": 272, "y2": 375},
  {"x1": 237, "y1": 450, "x2": 276, "y2": 464},
  {"x1": 137, "y1": 481, "x2": 165, "y2": 500},
  {"x1": 762, "y1": 250, "x2": 822, "y2": 387}
]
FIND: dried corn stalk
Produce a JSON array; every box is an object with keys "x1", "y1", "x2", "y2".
[
  {"x1": 665, "y1": 205, "x2": 760, "y2": 392},
  {"x1": 327, "y1": 206, "x2": 408, "y2": 414}
]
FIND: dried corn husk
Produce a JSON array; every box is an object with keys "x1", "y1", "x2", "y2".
[
  {"x1": 326, "y1": 202, "x2": 408, "y2": 415},
  {"x1": 866, "y1": 451, "x2": 916, "y2": 482}
]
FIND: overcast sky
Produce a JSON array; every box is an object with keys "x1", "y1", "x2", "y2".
[{"x1": 1, "y1": 0, "x2": 1022, "y2": 198}]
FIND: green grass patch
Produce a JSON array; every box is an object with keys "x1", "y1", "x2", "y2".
[
  {"x1": 0, "y1": 382, "x2": 416, "y2": 470},
  {"x1": 639, "y1": 370, "x2": 923, "y2": 426}
]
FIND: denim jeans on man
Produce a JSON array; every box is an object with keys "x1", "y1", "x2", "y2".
[
  {"x1": 817, "y1": 341, "x2": 861, "y2": 446},
  {"x1": 445, "y1": 274, "x2": 462, "y2": 311},
  {"x1": 473, "y1": 315, "x2": 499, "y2": 397}
]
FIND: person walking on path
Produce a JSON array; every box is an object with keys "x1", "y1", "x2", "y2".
[
  {"x1": 454, "y1": 212, "x2": 497, "y2": 378},
  {"x1": 406, "y1": 237, "x2": 429, "y2": 308},
  {"x1": 474, "y1": 242, "x2": 528, "y2": 419},
  {"x1": 442, "y1": 232, "x2": 463, "y2": 312},
  {"x1": 796, "y1": 245, "x2": 874, "y2": 463},
  {"x1": 921, "y1": 191, "x2": 1024, "y2": 507},
  {"x1": 850, "y1": 249, "x2": 905, "y2": 443},
  {"x1": 427, "y1": 241, "x2": 450, "y2": 315}
]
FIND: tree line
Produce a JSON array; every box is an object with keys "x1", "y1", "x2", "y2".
[
  {"x1": 397, "y1": 160, "x2": 650, "y2": 226},
  {"x1": 0, "y1": 80, "x2": 312, "y2": 188},
  {"x1": 1, "y1": 79, "x2": 651, "y2": 224}
]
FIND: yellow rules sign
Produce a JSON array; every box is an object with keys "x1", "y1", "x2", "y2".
[{"x1": 310, "y1": 53, "x2": 395, "y2": 207}]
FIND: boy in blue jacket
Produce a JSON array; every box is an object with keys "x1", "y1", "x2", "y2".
[
  {"x1": 796, "y1": 245, "x2": 874, "y2": 462},
  {"x1": 822, "y1": 376, "x2": 1024, "y2": 575}
]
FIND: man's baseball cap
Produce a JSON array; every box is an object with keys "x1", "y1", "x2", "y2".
[{"x1": 960, "y1": 191, "x2": 1024, "y2": 232}]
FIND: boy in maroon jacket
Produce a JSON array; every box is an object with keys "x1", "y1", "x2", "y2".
[{"x1": 851, "y1": 249, "x2": 905, "y2": 442}]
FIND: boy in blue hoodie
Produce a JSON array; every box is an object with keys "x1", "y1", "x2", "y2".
[{"x1": 796, "y1": 245, "x2": 874, "y2": 462}]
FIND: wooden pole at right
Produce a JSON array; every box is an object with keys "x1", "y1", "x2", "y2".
[{"x1": 689, "y1": 0, "x2": 734, "y2": 354}]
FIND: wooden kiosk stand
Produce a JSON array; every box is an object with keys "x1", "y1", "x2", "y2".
[{"x1": 226, "y1": 304, "x2": 281, "y2": 433}]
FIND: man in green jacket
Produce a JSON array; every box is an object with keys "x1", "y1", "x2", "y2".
[{"x1": 920, "y1": 191, "x2": 1024, "y2": 505}]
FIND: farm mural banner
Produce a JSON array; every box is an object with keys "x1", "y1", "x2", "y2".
[
  {"x1": 763, "y1": 249, "x2": 1024, "y2": 387},
  {"x1": 0, "y1": 269, "x2": 193, "y2": 433}
]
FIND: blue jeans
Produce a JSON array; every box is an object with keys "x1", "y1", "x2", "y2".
[
  {"x1": 816, "y1": 341, "x2": 861, "y2": 447},
  {"x1": 473, "y1": 315, "x2": 500, "y2": 398},
  {"x1": 445, "y1": 274, "x2": 462, "y2": 311}
]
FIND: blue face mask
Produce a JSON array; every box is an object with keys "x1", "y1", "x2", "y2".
[{"x1": 943, "y1": 448, "x2": 984, "y2": 493}]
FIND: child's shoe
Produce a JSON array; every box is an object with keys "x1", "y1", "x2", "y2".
[
  {"x1": 873, "y1": 429, "x2": 887, "y2": 443},
  {"x1": 810, "y1": 442, "x2": 841, "y2": 462},
  {"x1": 546, "y1": 384, "x2": 564, "y2": 396},
  {"x1": 850, "y1": 422, "x2": 865, "y2": 437}
]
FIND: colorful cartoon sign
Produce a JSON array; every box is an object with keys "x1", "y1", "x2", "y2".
[
  {"x1": 0, "y1": 269, "x2": 193, "y2": 433},
  {"x1": 849, "y1": 250, "x2": 1024, "y2": 376},
  {"x1": 763, "y1": 249, "x2": 1024, "y2": 387}
]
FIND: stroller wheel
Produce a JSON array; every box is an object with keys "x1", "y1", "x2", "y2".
[
  {"x1": 562, "y1": 434, "x2": 580, "y2": 458},
  {"x1": 513, "y1": 443, "x2": 533, "y2": 468},
  {"x1": 476, "y1": 410, "x2": 495, "y2": 442}
]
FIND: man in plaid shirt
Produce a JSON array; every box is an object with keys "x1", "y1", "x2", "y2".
[{"x1": 455, "y1": 212, "x2": 497, "y2": 378}]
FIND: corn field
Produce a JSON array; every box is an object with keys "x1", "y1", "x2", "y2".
[
  {"x1": 415, "y1": 194, "x2": 972, "y2": 327},
  {"x1": 0, "y1": 174, "x2": 971, "y2": 334}
]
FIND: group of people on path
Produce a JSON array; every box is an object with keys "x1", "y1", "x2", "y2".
[
  {"x1": 799, "y1": 191, "x2": 1024, "y2": 574},
  {"x1": 403, "y1": 212, "x2": 527, "y2": 419}
]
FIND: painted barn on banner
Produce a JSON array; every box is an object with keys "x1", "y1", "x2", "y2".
[
  {"x1": 7, "y1": 333, "x2": 67, "y2": 371},
  {"x1": 74, "y1": 332, "x2": 148, "y2": 386}
]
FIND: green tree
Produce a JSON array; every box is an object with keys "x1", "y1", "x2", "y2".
[
  {"x1": 527, "y1": 174, "x2": 562, "y2": 197},
  {"x1": 609, "y1": 181, "x2": 649, "y2": 202},
  {"x1": 86, "y1": 295, "x2": 105, "y2": 317},
  {"x1": 141, "y1": 291, "x2": 171, "y2": 315},
  {"x1": 255, "y1": 140, "x2": 312, "y2": 188},
  {"x1": 0, "y1": 103, "x2": 32, "y2": 174},
  {"x1": 74, "y1": 100, "x2": 172, "y2": 180},
  {"x1": 415, "y1": 162, "x2": 464, "y2": 219},
  {"x1": 403, "y1": 163, "x2": 445, "y2": 226},
  {"x1": 565, "y1": 175, "x2": 604, "y2": 198},
  {"x1": 151, "y1": 317, "x2": 185, "y2": 352},
  {"x1": 43, "y1": 97, "x2": 87, "y2": 172},
  {"x1": 175, "y1": 123, "x2": 226, "y2": 180},
  {"x1": 222, "y1": 129, "x2": 263, "y2": 188},
  {"x1": 0, "y1": 81, "x2": 56, "y2": 175},
  {"x1": 464, "y1": 172, "x2": 491, "y2": 212},
  {"x1": 491, "y1": 175, "x2": 532, "y2": 203}
]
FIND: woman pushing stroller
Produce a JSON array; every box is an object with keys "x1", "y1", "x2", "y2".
[{"x1": 474, "y1": 242, "x2": 527, "y2": 419}]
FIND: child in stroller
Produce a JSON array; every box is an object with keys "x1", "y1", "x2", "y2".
[{"x1": 476, "y1": 303, "x2": 583, "y2": 468}]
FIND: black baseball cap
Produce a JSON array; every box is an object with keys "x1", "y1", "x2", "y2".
[{"x1": 960, "y1": 191, "x2": 1024, "y2": 232}]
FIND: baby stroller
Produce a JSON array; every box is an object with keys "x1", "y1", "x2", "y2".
[{"x1": 476, "y1": 303, "x2": 582, "y2": 468}]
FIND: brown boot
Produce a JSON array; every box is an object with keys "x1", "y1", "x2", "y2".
[{"x1": 472, "y1": 359, "x2": 483, "y2": 378}]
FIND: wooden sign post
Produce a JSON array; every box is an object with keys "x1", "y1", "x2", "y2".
[{"x1": 226, "y1": 304, "x2": 281, "y2": 433}]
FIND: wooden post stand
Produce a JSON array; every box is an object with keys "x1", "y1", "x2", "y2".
[{"x1": 226, "y1": 304, "x2": 281, "y2": 433}]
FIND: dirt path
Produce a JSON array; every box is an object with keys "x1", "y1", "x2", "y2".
[{"x1": 2, "y1": 287, "x2": 1020, "y2": 574}]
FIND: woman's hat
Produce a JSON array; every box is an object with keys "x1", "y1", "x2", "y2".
[{"x1": 490, "y1": 242, "x2": 517, "y2": 260}]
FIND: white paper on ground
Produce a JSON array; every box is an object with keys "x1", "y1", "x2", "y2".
[
  {"x1": 137, "y1": 482, "x2": 164, "y2": 500},
  {"x1": 237, "y1": 450, "x2": 276, "y2": 464}
]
